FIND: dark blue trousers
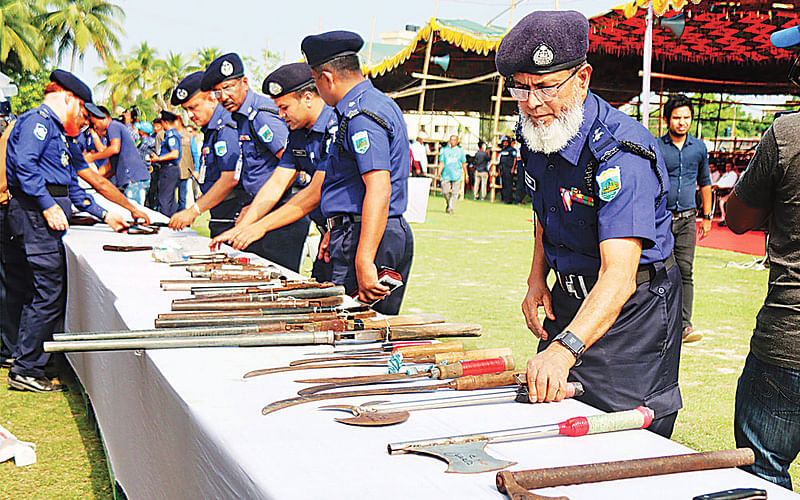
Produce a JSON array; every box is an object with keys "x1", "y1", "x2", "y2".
[
  {"x1": 157, "y1": 164, "x2": 180, "y2": 217},
  {"x1": 0, "y1": 203, "x2": 19, "y2": 361},
  {"x1": 6, "y1": 195, "x2": 70, "y2": 378},
  {"x1": 254, "y1": 214, "x2": 310, "y2": 273},
  {"x1": 330, "y1": 216, "x2": 414, "y2": 315},
  {"x1": 208, "y1": 190, "x2": 251, "y2": 239},
  {"x1": 539, "y1": 261, "x2": 684, "y2": 438}
]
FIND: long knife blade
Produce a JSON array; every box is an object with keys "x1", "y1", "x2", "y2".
[{"x1": 261, "y1": 370, "x2": 524, "y2": 415}]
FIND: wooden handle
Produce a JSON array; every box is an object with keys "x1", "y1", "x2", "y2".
[
  {"x1": 398, "y1": 342, "x2": 463, "y2": 359},
  {"x1": 432, "y1": 347, "x2": 513, "y2": 364},
  {"x1": 435, "y1": 356, "x2": 513, "y2": 379},
  {"x1": 387, "y1": 323, "x2": 481, "y2": 341},
  {"x1": 452, "y1": 369, "x2": 524, "y2": 391},
  {"x1": 358, "y1": 313, "x2": 447, "y2": 329},
  {"x1": 497, "y1": 449, "x2": 755, "y2": 494}
]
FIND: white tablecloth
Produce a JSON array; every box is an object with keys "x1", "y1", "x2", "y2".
[{"x1": 61, "y1": 209, "x2": 797, "y2": 499}]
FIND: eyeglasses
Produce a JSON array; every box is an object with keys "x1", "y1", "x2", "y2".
[
  {"x1": 506, "y1": 66, "x2": 582, "y2": 102},
  {"x1": 210, "y1": 79, "x2": 242, "y2": 100}
]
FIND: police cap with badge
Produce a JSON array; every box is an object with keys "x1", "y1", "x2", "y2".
[
  {"x1": 50, "y1": 69, "x2": 93, "y2": 103},
  {"x1": 201, "y1": 53, "x2": 245, "y2": 91},
  {"x1": 161, "y1": 110, "x2": 179, "y2": 123},
  {"x1": 263, "y1": 63, "x2": 314, "y2": 98},
  {"x1": 495, "y1": 10, "x2": 589, "y2": 77},
  {"x1": 172, "y1": 71, "x2": 205, "y2": 106},
  {"x1": 301, "y1": 31, "x2": 364, "y2": 68}
]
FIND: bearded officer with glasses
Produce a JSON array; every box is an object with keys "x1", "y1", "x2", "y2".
[{"x1": 497, "y1": 10, "x2": 682, "y2": 437}]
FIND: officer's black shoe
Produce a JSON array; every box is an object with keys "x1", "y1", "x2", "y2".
[
  {"x1": 7, "y1": 372, "x2": 68, "y2": 393},
  {"x1": 0, "y1": 358, "x2": 13, "y2": 370}
]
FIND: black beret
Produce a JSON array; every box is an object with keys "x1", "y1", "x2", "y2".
[
  {"x1": 160, "y1": 110, "x2": 179, "y2": 123},
  {"x1": 201, "y1": 52, "x2": 245, "y2": 91},
  {"x1": 85, "y1": 102, "x2": 107, "y2": 119},
  {"x1": 50, "y1": 69, "x2": 93, "y2": 103},
  {"x1": 172, "y1": 71, "x2": 205, "y2": 106},
  {"x1": 263, "y1": 63, "x2": 314, "y2": 98},
  {"x1": 301, "y1": 30, "x2": 364, "y2": 68},
  {"x1": 496, "y1": 10, "x2": 589, "y2": 77}
]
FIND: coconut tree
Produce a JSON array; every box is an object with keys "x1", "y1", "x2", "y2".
[
  {"x1": 40, "y1": 0, "x2": 125, "y2": 71},
  {"x1": 0, "y1": 0, "x2": 42, "y2": 73},
  {"x1": 192, "y1": 47, "x2": 222, "y2": 72}
]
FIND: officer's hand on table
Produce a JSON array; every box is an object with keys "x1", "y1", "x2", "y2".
[
  {"x1": 130, "y1": 208, "x2": 150, "y2": 226},
  {"x1": 227, "y1": 222, "x2": 268, "y2": 250},
  {"x1": 209, "y1": 228, "x2": 236, "y2": 251},
  {"x1": 235, "y1": 205, "x2": 250, "y2": 224},
  {"x1": 104, "y1": 212, "x2": 130, "y2": 232},
  {"x1": 317, "y1": 230, "x2": 330, "y2": 263},
  {"x1": 526, "y1": 344, "x2": 576, "y2": 403},
  {"x1": 355, "y1": 260, "x2": 390, "y2": 303},
  {"x1": 522, "y1": 281, "x2": 555, "y2": 340},
  {"x1": 168, "y1": 209, "x2": 196, "y2": 230},
  {"x1": 699, "y1": 218, "x2": 712, "y2": 239},
  {"x1": 42, "y1": 204, "x2": 69, "y2": 231}
]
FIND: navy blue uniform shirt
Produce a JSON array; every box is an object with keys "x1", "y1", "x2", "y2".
[
  {"x1": 159, "y1": 128, "x2": 182, "y2": 166},
  {"x1": 658, "y1": 133, "x2": 710, "y2": 212},
  {"x1": 199, "y1": 105, "x2": 240, "y2": 193},
  {"x1": 522, "y1": 92, "x2": 674, "y2": 276},
  {"x1": 322, "y1": 80, "x2": 409, "y2": 218},
  {"x1": 498, "y1": 145, "x2": 519, "y2": 168},
  {"x1": 276, "y1": 105, "x2": 337, "y2": 177},
  {"x1": 6, "y1": 104, "x2": 104, "y2": 218},
  {"x1": 231, "y1": 90, "x2": 289, "y2": 196},
  {"x1": 106, "y1": 119, "x2": 150, "y2": 186}
]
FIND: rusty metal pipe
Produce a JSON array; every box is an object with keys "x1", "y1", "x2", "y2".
[{"x1": 495, "y1": 448, "x2": 755, "y2": 499}]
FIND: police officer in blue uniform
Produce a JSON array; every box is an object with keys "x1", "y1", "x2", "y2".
[
  {"x1": 201, "y1": 53, "x2": 310, "y2": 272},
  {"x1": 4, "y1": 70, "x2": 127, "y2": 392},
  {"x1": 216, "y1": 32, "x2": 414, "y2": 314},
  {"x1": 497, "y1": 136, "x2": 519, "y2": 203},
  {"x1": 211, "y1": 62, "x2": 337, "y2": 282},
  {"x1": 149, "y1": 110, "x2": 182, "y2": 217},
  {"x1": 168, "y1": 71, "x2": 242, "y2": 238},
  {"x1": 496, "y1": 11, "x2": 682, "y2": 437}
]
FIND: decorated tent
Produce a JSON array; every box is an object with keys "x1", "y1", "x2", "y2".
[{"x1": 364, "y1": 1, "x2": 800, "y2": 113}]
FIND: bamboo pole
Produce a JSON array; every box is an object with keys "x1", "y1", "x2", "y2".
[
  {"x1": 489, "y1": 0, "x2": 516, "y2": 203},
  {"x1": 641, "y1": 4, "x2": 654, "y2": 128},
  {"x1": 417, "y1": 20, "x2": 436, "y2": 115}
]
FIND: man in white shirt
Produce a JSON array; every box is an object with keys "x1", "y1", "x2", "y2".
[
  {"x1": 410, "y1": 137, "x2": 428, "y2": 176},
  {"x1": 716, "y1": 163, "x2": 739, "y2": 223}
]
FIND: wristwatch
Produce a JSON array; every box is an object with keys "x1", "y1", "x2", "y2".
[
  {"x1": 700, "y1": 213, "x2": 713, "y2": 220},
  {"x1": 553, "y1": 331, "x2": 585, "y2": 365},
  {"x1": 100, "y1": 210, "x2": 108, "y2": 220}
]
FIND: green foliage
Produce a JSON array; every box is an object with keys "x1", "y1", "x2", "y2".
[
  {"x1": 9, "y1": 68, "x2": 50, "y2": 114},
  {"x1": 0, "y1": 0, "x2": 45, "y2": 74}
]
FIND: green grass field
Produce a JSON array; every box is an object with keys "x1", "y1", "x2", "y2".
[{"x1": 1, "y1": 194, "x2": 797, "y2": 497}]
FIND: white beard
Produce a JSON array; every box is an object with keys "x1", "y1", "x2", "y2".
[{"x1": 518, "y1": 92, "x2": 585, "y2": 155}]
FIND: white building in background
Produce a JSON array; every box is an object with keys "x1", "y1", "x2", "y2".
[{"x1": 403, "y1": 112, "x2": 484, "y2": 152}]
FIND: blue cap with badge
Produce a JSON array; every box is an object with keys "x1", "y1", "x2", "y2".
[
  {"x1": 301, "y1": 30, "x2": 364, "y2": 68},
  {"x1": 263, "y1": 63, "x2": 314, "y2": 98},
  {"x1": 172, "y1": 71, "x2": 205, "y2": 106},
  {"x1": 85, "y1": 102, "x2": 106, "y2": 119},
  {"x1": 495, "y1": 10, "x2": 589, "y2": 77},
  {"x1": 50, "y1": 69, "x2": 93, "y2": 103},
  {"x1": 201, "y1": 52, "x2": 245, "y2": 91}
]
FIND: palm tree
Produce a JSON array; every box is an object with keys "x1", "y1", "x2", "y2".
[
  {"x1": 192, "y1": 47, "x2": 222, "y2": 72},
  {"x1": 40, "y1": 0, "x2": 125, "y2": 72},
  {"x1": 0, "y1": 0, "x2": 42, "y2": 73}
]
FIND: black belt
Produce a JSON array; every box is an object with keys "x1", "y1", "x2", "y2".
[
  {"x1": 556, "y1": 254, "x2": 676, "y2": 300},
  {"x1": 671, "y1": 208, "x2": 696, "y2": 221},
  {"x1": 327, "y1": 214, "x2": 362, "y2": 229},
  {"x1": 10, "y1": 184, "x2": 68, "y2": 198},
  {"x1": 327, "y1": 214, "x2": 403, "y2": 229}
]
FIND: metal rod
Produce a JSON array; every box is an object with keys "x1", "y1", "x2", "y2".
[
  {"x1": 359, "y1": 389, "x2": 520, "y2": 414},
  {"x1": 44, "y1": 332, "x2": 335, "y2": 352}
]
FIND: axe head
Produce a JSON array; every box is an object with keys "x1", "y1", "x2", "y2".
[
  {"x1": 334, "y1": 410, "x2": 410, "y2": 426},
  {"x1": 407, "y1": 440, "x2": 516, "y2": 474}
]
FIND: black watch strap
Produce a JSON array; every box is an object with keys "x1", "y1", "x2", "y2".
[
  {"x1": 554, "y1": 330, "x2": 585, "y2": 362},
  {"x1": 700, "y1": 213, "x2": 713, "y2": 220}
]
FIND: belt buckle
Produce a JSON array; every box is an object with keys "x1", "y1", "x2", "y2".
[{"x1": 560, "y1": 272, "x2": 588, "y2": 300}]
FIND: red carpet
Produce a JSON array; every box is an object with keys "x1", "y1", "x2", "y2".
[{"x1": 696, "y1": 220, "x2": 766, "y2": 256}]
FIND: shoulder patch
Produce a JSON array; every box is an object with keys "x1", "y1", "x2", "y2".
[
  {"x1": 257, "y1": 123, "x2": 273, "y2": 143},
  {"x1": 351, "y1": 130, "x2": 370, "y2": 154},
  {"x1": 214, "y1": 140, "x2": 228, "y2": 157},
  {"x1": 597, "y1": 167, "x2": 621, "y2": 202},
  {"x1": 168, "y1": 136, "x2": 177, "y2": 147},
  {"x1": 33, "y1": 123, "x2": 47, "y2": 141}
]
